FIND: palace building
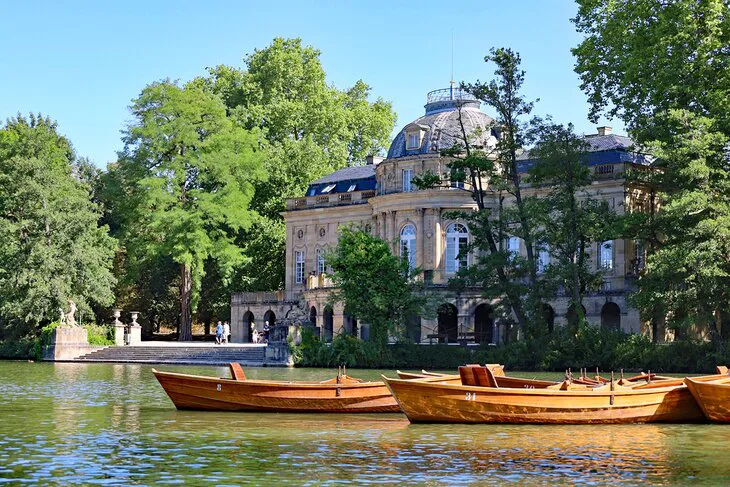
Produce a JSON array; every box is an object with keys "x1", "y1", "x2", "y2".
[{"x1": 231, "y1": 88, "x2": 655, "y2": 344}]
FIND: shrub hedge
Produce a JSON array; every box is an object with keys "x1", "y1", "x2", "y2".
[{"x1": 292, "y1": 325, "x2": 730, "y2": 373}]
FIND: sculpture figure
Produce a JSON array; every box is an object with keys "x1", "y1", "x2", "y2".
[
  {"x1": 65, "y1": 299, "x2": 77, "y2": 327},
  {"x1": 59, "y1": 308, "x2": 66, "y2": 326}
]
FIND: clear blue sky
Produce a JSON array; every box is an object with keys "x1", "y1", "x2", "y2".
[{"x1": 1, "y1": 0, "x2": 621, "y2": 167}]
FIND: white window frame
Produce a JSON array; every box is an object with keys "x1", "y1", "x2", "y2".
[
  {"x1": 402, "y1": 169, "x2": 412, "y2": 192},
  {"x1": 634, "y1": 239, "x2": 644, "y2": 271},
  {"x1": 295, "y1": 250, "x2": 305, "y2": 283},
  {"x1": 537, "y1": 246, "x2": 550, "y2": 273},
  {"x1": 507, "y1": 237, "x2": 520, "y2": 255},
  {"x1": 321, "y1": 184, "x2": 336, "y2": 194},
  {"x1": 316, "y1": 248, "x2": 326, "y2": 275},
  {"x1": 446, "y1": 224, "x2": 469, "y2": 274},
  {"x1": 406, "y1": 132, "x2": 420, "y2": 150},
  {"x1": 400, "y1": 224, "x2": 417, "y2": 270},
  {"x1": 600, "y1": 240, "x2": 614, "y2": 270}
]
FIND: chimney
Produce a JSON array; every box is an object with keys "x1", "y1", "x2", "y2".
[
  {"x1": 597, "y1": 126, "x2": 613, "y2": 136},
  {"x1": 366, "y1": 155, "x2": 384, "y2": 166}
]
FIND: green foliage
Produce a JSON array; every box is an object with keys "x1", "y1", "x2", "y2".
[
  {"x1": 0, "y1": 114, "x2": 117, "y2": 340},
  {"x1": 113, "y1": 80, "x2": 265, "y2": 340},
  {"x1": 197, "y1": 38, "x2": 397, "y2": 294},
  {"x1": 294, "y1": 324, "x2": 730, "y2": 373},
  {"x1": 326, "y1": 226, "x2": 432, "y2": 348},
  {"x1": 527, "y1": 121, "x2": 618, "y2": 330},
  {"x1": 573, "y1": 0, "x2": 730, "y2": 339}
]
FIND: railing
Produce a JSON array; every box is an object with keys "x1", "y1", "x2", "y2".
[
  {"x1": 426, "y1": 88, "x2": 477, "y2": 104},
  {"x1": 232, "y1": 290, "x2": 302, "y2": 304},
  {"x1": 285, "y1": 189, "x2": 377, "y2": 210}
]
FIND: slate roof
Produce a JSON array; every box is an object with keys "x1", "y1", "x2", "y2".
[
  {"x1": 387, "y1": 104, "x2": 497, "y2": 159},
  {"x1": 306, "y1": 165, "x2": 376, "y2": 197}
]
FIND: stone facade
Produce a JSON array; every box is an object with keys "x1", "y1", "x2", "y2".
[{"x1": 231, "y1": 88, "x2": 656, "y2": 344}]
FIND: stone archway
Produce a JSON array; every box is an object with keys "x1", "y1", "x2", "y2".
[
  {"x1": 344, "y1": 312, "x2": 358, "y2": 338},
  {"x1": 263, "y1": 310, "x2": 276, "y2": 342},
  {"x1": 323, "y1": 305, "x2": 334, "y2": 342},
  {"x1": 437, "y1": 303, "x2": 458, "y2": 344},
  {"x1": 243, "y1": 311, "x2": 254, "y2": 343},
  {"x1": 309, "y1": 306, "x2": 317, "y2": 327},
  {"x1": 567, "y1": 303, "x2": 588, "y2": 327},
  {"x1": 474, "y1": 304, "x2": 494, "y2": 344},
  {"x1": 601, "y1": 302, "x2": 621, "y2": 331}
]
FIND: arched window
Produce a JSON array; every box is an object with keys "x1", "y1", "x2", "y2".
[
  {"x1": 600, "y1": 240, "x2": 613, "y2": 269},
  {"x1": 446, "y1": 224, "x2": 469, "y2": 273},
  {"x1": 400, "y1": 224, "x2": 417, "y2": 270}
]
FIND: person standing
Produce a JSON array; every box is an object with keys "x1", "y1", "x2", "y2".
[
  {"x1": 215, "y1": 321, "x2": 223, "y2": 345},
  {"x1": 263, "y1": 321, "x2": 270, "y2": 344},
  {"x1": 223, "y1": 321, "x2": 230, "y2": 344}
]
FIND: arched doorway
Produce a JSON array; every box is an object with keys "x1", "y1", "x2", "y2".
[
  {"x1": 567, "y1": 303, "x2": 588, "y2": 327},
  {"x1": 601, "y1": 303, "x2": 621, "y2": 331},
  {"x1": 263, "y1": 310, "x2": 276, "y2": 342},
  {"x1": 323, "y1": 305, "x2": 334, "y2": 342},
  {"x1": 243, "y1": 311, "x2": 254, "y2": 343},
  {"x1": 437, "y1": 303, "x2": 458, "y2": 344},
  {"x1": 344, "y1": 312, "x2": 358, "y2": 338},
  {"x1": 474, "y1": 304, "x2": 494, "y2": 344},
  {"x1": 541, "y1": 303, "x2": 555, "y2": 334},
  {"x1": 406, "y1": 314, "x2": 421, "y2": 343},
  {"x1": 309, "y1": 306, "x2": 317, "y2": 327}
]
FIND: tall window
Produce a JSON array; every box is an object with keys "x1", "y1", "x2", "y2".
[
  {"x1": 407, "y1": 133, "x2": 420, "y2": 149},
  {"x1": 600, "y1": 240, "x2": 613, "y2": 270},
  {"x1": 316, "y1": 248, "x2": 326, "y2": 275},
  {"x1": 402, "y1": 169, "x2": 412, "y2": 192},
  {"x1": 295, "y1": 250, "x2": 305, "y2": 283},
  {"x1": 634, "y1": 239, "x2": 645, "y2": 272},
  {"x1": 537, "y1": 246, "x2": 550, "y2": 273},
  {"x1": 446, "y1": 224, "x2": 469, "y2": 273},
  {"x1": 400, "y1": 224, "x2": 417, "y2": 270},
  {"x1": 507, "y1": 237, "x2": 520, "y2": 255}
]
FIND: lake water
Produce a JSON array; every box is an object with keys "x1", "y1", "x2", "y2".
[{"x1": 1, "y1": 362, "x2": 729, "y2": 485}]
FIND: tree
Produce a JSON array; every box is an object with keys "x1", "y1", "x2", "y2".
[
  {"x1": 573, "y1": 0, "x2": 730, "y2": 339},
  {"x1": 116, "y1": 81, "x2": 265, "y2": 341},
  {"x1": 326, "y1": 226, "x2": 429, "y2": 348},
  {"x1": 0, "y1": 114, "x2": 116, "y2": 338},
  {"x1": 527, "y1": 121, "x2": 617, "y2": 330},
  {"x1": 195, "y1": 38, "x2": 397, "y2": 291},
  {"x1": 415, "y1": 48, "x2": 545, "y2": 340}
]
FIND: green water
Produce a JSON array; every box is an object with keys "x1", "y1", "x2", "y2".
[{"x1": 1, "y1": 362, "x2": 729, "y2": 485}]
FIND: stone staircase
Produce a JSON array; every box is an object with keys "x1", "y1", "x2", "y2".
[{"x1": 75, "y1": 345, "x2": 267, "y2": 365}]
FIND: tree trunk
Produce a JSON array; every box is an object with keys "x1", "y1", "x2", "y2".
[
  {"x1": 179, "y1": 263, "x2": 193, "y2": 341},
  {"x1": 204, "y1": 318, "x2": 211, "y2": 336}
]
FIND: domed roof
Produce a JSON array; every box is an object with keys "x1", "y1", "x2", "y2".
[{"x1": 387, "y1": 88, "x2": 497, "y2": 159}]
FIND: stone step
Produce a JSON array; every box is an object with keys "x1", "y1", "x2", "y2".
[{"x1": 75, "y1": 345, "x2": 267, "y2": 364}]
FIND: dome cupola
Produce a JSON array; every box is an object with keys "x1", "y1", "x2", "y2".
[{"x1": 387, "y1": 88, "x2": 497, "y2": 159}]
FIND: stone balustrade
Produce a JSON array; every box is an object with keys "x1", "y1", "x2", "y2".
[{"x1": 287, "y1": 189, "x2": 376, "y2": 210}]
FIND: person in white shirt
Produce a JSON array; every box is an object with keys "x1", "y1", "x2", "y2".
[{"x1": 223, "y1": 321, "x2": 230, "y2": 344}]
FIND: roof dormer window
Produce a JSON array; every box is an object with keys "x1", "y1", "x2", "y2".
[
  {"x1": 406, "y1": 132, "x2": 421, "y2": 150},
  {"x1": 321, "y1": 184, "x2": 336, "y2": 194}
]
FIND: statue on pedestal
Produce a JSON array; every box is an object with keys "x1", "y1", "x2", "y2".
[{"x1": 65, "y1": 299, "x2": 78, "y2": 327}]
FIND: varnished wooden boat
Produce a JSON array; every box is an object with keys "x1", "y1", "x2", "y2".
[
  {"x1": 383, "y1": 365, "x2": 705, "y2": 424},
  {"x1": 684, "y1": 366, "x2": 730, "y2": 423},
  {"x1": 153, "y1": 363, "x2": 400, "y2": 413}
]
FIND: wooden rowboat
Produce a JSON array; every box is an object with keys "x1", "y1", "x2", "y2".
[
  {"x1": 154, "y1": 363, "x2": 400, "y2": 413},
  {"x1": 382, "y1": 365, "x2": 705, "y2": 424},
  {"x1": 684, "y1": 366, "x2": 730, "y2": 423}
]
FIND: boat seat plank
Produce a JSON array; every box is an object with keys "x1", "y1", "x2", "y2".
[{"x1": 229, "y1": 362, "x2": 246, "y2": 381}]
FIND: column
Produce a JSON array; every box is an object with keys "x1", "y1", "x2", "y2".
[
  {"x1": 391, "y1": 210, "x2": 397, "y2": 252},
  {"x1": 418, "y1": 208, "x2": 425, "y2": 270}
]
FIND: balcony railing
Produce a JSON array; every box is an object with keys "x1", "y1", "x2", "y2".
[
  {"x1": 286, "y1": 189, "x2": 377, "y2": 210},
  {"x1": 426, "y1": 88, "x2": 477, "y2": 104},
  {"x1": 232, "y1": 290, "x2": 302, "y2": 304}
]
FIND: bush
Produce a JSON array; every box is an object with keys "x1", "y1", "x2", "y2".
[
  {"x1": 291, "y1": 325, "x2": 730, "y2": 373},
  {"x1": 0, "y1": 338, "x2": 35, "y2": 360}
]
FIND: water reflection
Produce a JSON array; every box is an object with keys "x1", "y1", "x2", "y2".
[{"x1": 1, "y1": 362, "x2": 730, "y2": 485}]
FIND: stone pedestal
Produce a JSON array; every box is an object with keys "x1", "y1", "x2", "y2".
[
  {"x1": 114, "y1": 324, "x2": 126, "y2": 346},
  {"x1": 128, "y1": 325, "x2": 142, "y2": 346},
  {"x1": 44, "y1": 326, "x2": 91, "y2": 361},
  {"x1": 265, "y1": 342, "x2": 293, "y2": 366}
]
